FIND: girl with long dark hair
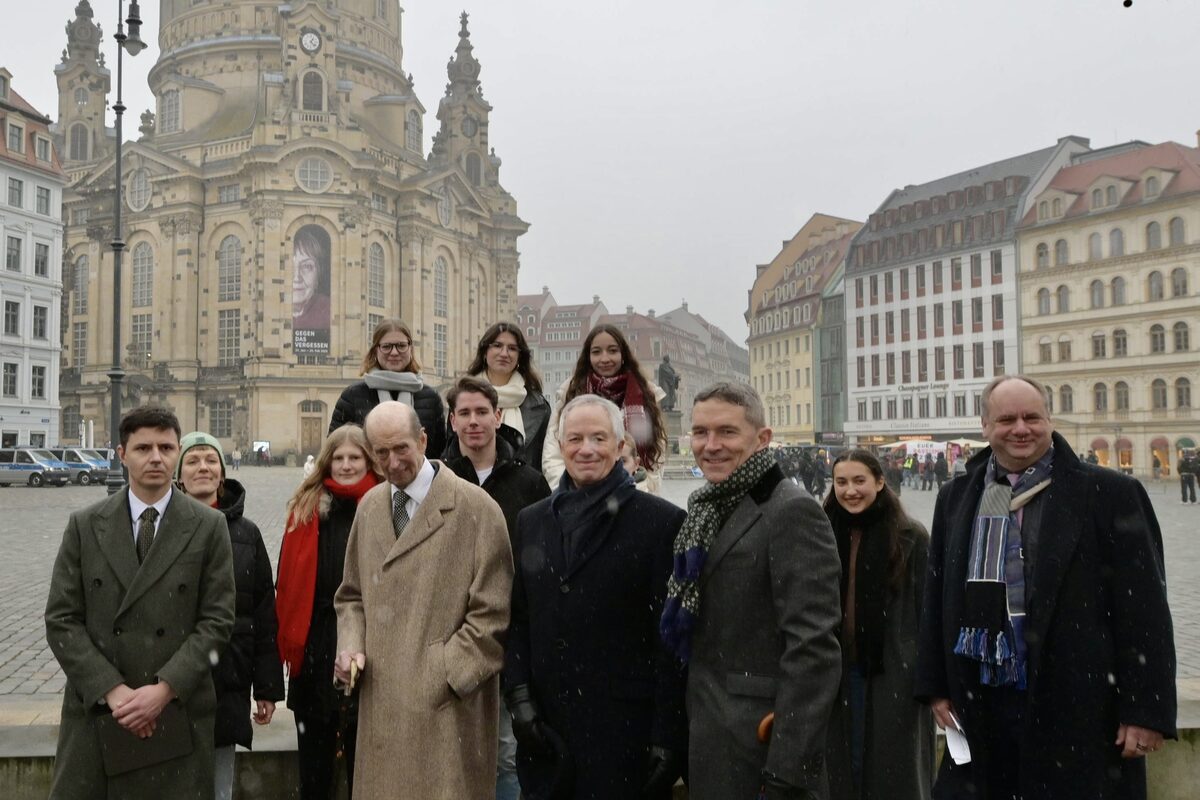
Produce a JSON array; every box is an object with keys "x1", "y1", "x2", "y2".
[
  {"x1": 541, "y1": 324, "x2": 668, "y2": 492},
  {"x1": 821, "y1": 449, "x2": 934, "y2": 800}
]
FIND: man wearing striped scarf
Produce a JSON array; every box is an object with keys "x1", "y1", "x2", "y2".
[{"x1": 915, "y1": 375, "x2": 1176, "y2": 799}]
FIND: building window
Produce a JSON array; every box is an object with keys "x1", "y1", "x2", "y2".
[
  {"x1": 1177, "y1": 378, "x2": 1192, "y2": 408},
  {"x1": 465, "y1": 152, "x2": 482, "y2": 186},
  {"x1": 159, "y1": 90, "x2": 180, "y2": 133},
  {"x1": 1115, "y1": 381, "x2": 1130, "y2": 411},
  {"x1": 296, "y1": 157, "x2": 333, "y2": 193},
  {"x1": 218, "y1": 235, "x2": 242, "y2": 302},
  {"x1": 73, "y1": 256, "x2": 88, "y2": 314},
  {"x1": 952, "y1": 345, "x2": 964, "y2": 379},
  {"x1": 72, "y1": 322, "x2": 87, "y2": 366},
  {"x1": 1111, "y1": 276, "x2": 1126, "y2": 306},
  {"x1": 1146, "y1": 221, "x2": 1162, "y2": 250},
  {"x1": 73, "y1": 207, "x2": 89, "y2": 225},
  {"x1": 376, "y1": 0, "x2": 389, "y2": 18},
  {"x1": 993, "y1": 341, "x2": 1005, "y2": 375},
  {"x1": 368, "y1": 243, "x2": 385, "y2": 306},
  {"x1": 8, "y1": 178, "x2": 22, "y2": 207},
  {"x1": 7, "y1": 123, "x2": 24, "y2": 153},
  {"x1": 1056, "y1": 285, "x2": 1070, "y2": 313},
  {"x1": 1113, "y1": 328, "x2": 1128, "y2": 357},
  {"x1": 36, "y1": 186, "x2": 51, "y2": 215},
  {"x1": 1146, "y1": 176, "x2": 1160, "y2": 197},
  {"x1": 131, "y1": 242, "x2": 154, "y2": 307},
  {"x1": 1087, "y1": 280, "x2": 1103, "y2": 309},
  {"x1": 1052, "y1": 198, "x2": 1062, "y2": 216},
  {"x1": 1092, "y1": 332, "x2": 1107, "y2": 358},
  {"x1": 1094, "y1": 383, "x2": 1108, "y2": 412},
  {"x1": 127, "y1": 168, "x2": 151, "y2": 211},
  {"x1": 3, "y1": 301, "x2": 18, "y2": 335},
  {"x1": 972, "y1": 342, "x2": 985, "y2": 378},
  {"x1": 218, "y1": 184, "x2": 240, "y2": 203},
  {"x1": 210, "y1": 400, "x2": 233, "y2": 438},
  {"x1": 34, "y1": 243, "x2": 49, "y2": 277},
  {"x1": 1169, "y1": 216, "x2": 1185, "y2": 247},
  {"x1": 1035, "y1": 243, "x2": 1049, "y2": 268},
  {"x1": 1149, "y1": 324, "x2": 1166, "y2": 354},
  {"x1": 369, "y1": 313, "x2": 383, "y2": 334},
  {"x1": 32, "y1": 305, "x2": 47, "y2": 339},
  {"x1": 434, "y1": 322, "x2": 447, "y2": 374},
  {"x1": 856, "y1": 357, "x2": 865, "y2": 388},
  {"x1": 62, "y1": 406, "x2": 81, "y2": 442},
  {"x1": 69, "y1": 123, "x2": 89, "y2": 160},
  {"x1": 130, "y1": 312, "x2": 152, "y2": 357},
  {"x1": 1036, "y1": 288, "x2": 1050, "y2": 316},
  {"x1": 1058, "y1": 337, "x2": 1072, "y2": 362},
  {"x1": 1148, "y1": 271, "x2": 1164, "y2": 301},
  {"x1": 1151, "y1": 379, "x2": 1168, "y2": 410},
  {"x1": 302, "y1": 72, "x2": 324, "y2": 111},
  {"x1": 971, "y1": 297, "x2": 983, "y2": 327},
  {"x1": 1060, "y1": 385, "x2": 1074, "y2": 413},
  {"x1": 970, "y1": 253, "x2": 982, "y2": 284},
  {"x1": 1109, "y1": 228, "x2": 1125, "y2": 257},
  {"x1": 1054, "y1": 239, "x2": 1069, "y2": 266},
  {"x1": 1088, "y1": 232, "x2": 1102, "y2": 261},
  {"x1": 1038, "y1": 338, "x2": 1052, "y2": 364},
  {"x1": 991, "y1": 249, "x2": 1003, "y2": 277},
  {"x1": 1171, "y1": 268, "x2": 1188, "y2": 298},
  {"x1": 372, "y1": 192, "x2": 388, "y2": 212},
  {"x1": 1, "y1": 363, "x2": 16, "y2": 397},
  {"x1": 1091, "y1": 189, "x2": 1102, "y2": 208},
  {"x1": 1174, "y1": 321, "x2": 1190, "y2": 352},
  {"x1": 434, "y1": 255, "x2": 448, "y2": 317},
  {"x1": 406, "y1": 109, "x2": 422, "y2": 153},
  {"x1": 5, "y1": 236, "x2": 20, "y2": 272},
  {"x1": 218, "y1": 308, "x2": 240, "y2": 365}
]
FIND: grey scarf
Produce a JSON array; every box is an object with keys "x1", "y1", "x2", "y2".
[{"x1": 364, "y1": 369, "x2": 424, "y2": 407}]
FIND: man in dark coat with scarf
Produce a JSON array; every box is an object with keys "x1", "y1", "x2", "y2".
[
  {"x1": 915, "y1": 375, "x2": 1176, "y2": 799},
  {"x1": 662, "y1": 382, "x2": 842, "y2": 800},
  {"x1": 504, "y1": 394, "x2": 687, "y2": 799}
]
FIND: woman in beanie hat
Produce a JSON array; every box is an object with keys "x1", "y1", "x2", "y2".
[
  {"x1": 176, "y1": 431, "x2": 285, "y2": 800},
  {"x1": 275, "y1": 424, "x2": 380, "y2": 800}
]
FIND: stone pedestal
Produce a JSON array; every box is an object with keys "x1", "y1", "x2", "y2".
[{"x1": 663, "y1": 409, "x2": 683, "y2": 454}]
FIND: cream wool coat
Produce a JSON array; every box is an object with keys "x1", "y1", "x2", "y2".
[{"x1": 335, "y1": 463, "x2": 513, "y2": 800}]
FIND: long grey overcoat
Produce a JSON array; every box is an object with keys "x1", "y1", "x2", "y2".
[
  {"x1": 44, "y1": 490, "x2": 236, "y2": 799},
  {"x1": 686, "y1": 464, "x2": 843, "y2": 800},
  {"x1": 825, "y1": 523, "x2": 935, "y2": 800},
  {"x1": 335, "y1": 463, "x2": 514, "y2": 800}
]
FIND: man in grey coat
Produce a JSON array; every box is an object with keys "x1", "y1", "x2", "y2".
[{"x1": 662, "y1": 383, "x2": 842, "y2": 799}]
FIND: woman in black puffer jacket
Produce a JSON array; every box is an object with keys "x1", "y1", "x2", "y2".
[
  {"x1": 176, "y1": 432, "x2": 285, "y2": 800},
  {"x1": 328, "y1": 318, "x2": 445, "y2": 457}
]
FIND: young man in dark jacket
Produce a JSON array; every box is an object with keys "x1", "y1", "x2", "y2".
[{"x1": 443, "y1": 377, "x2": 550, "y2": 800}]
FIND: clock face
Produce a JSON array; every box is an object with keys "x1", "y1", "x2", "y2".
[
  {"x1": 437, "y1": 186, "x2": 453, "y2": 227},
  {"x1": 460, "y1": 116, "x2": 478, "y2": 138},
  {"x1": 300, "y1": 30, "x2": 321, "y2": 55}
]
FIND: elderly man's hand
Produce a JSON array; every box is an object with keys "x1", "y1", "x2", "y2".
[
  {"x1": 334, "y1": 651, "x2": 366, "y2": 688},
  {"x1": 1116, "y1": 723, "x2": 1164, "y2": 758},
  {"x1": 930, "y1": 697, "x2": 958, "y2": 731}
]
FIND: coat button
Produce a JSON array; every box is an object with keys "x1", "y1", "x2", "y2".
[
  {"x1": 156, "y1": 628, "x2": 165, "y2": 637},
  {"x1": 113, "y1": 627, "x2": 122, "y2": 636},
  {"x1": 92, "y1": 578, "x2": 102, "y2": 587},
  {"x1": 559, "y1": 583, "x2": 570, "y2": 594},
  {"x1": 178, "y1": 584, "x2": 187, "y2": 593},
  {"x1": 554, "y1": 638, "x2": 568, "y2": 650}
]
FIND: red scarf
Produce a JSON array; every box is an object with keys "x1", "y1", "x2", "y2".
[
  {"x1": 276, "y1": 473, "x2": 378, "y2": 675},
  {"x1": 585, "y1": 371, "x2": 656, "y2": 468}
]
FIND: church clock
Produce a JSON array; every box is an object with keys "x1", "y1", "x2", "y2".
[{"x1": 300, "y1": 29, "x2": 322, "y2": 55}]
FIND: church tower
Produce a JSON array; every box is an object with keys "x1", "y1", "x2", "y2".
[
  {"x1": 56, "y1": 4, "x2": 528, "y2": 455},
  {"x1": 54, "y1": 0, "x2": 112, "y2": 164}
]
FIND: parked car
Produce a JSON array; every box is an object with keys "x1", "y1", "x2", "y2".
[
  {"x1": 47, "y1": 447, "x2": 109, "y2": 485},
  {"x1": 0, "y1": 448, "x2": 72, "y2": 487}
]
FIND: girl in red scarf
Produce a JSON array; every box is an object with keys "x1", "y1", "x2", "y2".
[
  {"x1": 276, "y1": 425, "x2": 380, "y2": 800},
  {"x1": 542, "y1": 324, "x2": 669, "y2": 492}
]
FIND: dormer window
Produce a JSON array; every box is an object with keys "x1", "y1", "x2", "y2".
[
  {"x1": 1106, "y1": 185, "x2": 1118, "y2": 205},
  {"x1": 1092, "y1": 189, "x2": 1102, "y2": 208},
  {"x1": 1146, "y1": 176, "x2": 1160, "y2": 198},
  {"x1": 35, "y1": 136, "x2": 50, "y2": 162},
  {"x1": 0, "y1": 75, "x2": 8, "y2": 99},
  {"x1": 1051, "y1": 198, "x2": 1062, "y2": 216},
  {"x1": 7, "y1": 122, "x2": 24, "y2": 153}
]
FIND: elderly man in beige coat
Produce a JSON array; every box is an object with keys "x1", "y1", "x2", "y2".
[{"x1": 334, "y1": 401, "x2": 514, "y2": 799}]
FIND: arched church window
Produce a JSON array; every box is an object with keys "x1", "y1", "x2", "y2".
[
  {"x1": 434, "y1": 256, "x2": 448, "y2": 317},
  {"x1": 69, "y1": 124, "x2": 89, "y2": 161},
  {"x1": 73, "y1": 87, "x2": 89, "y2": 108},
  {"x1": 127, "y1": 168, "x2": 151, "y2": 212},
  {"x1": 159, "y1": 90, "x2": 180, "y2": 133},
  {"x1": 465, "y1": 152, "x2": 482, "y2": 186},
  {"x1": 131, "y1": 242, "x2": 154, "y2": 308},
  {"x1": 72, "y1": 255, "x2": 89, "y2": 314},
  {"x1": 302, "y1": 72, "x2": 324, "y2": 112},
  {"x1": 218, "y1": 235, "x2": 242, "y2": 302},
  {"x1": 406, "y1": 110, "x2": 422, "y2": 153},
  {"x1": 368, "y1": 243, "x2": 385, "y2": 307}
]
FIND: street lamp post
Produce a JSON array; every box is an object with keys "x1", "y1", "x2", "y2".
[{"x1": 105, "y1": 0, "x2": 146, "y2": 494}]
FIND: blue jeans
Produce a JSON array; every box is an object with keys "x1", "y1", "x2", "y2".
[{"x1": 496, "y1": 705, "x2": 519, "y2": 800}]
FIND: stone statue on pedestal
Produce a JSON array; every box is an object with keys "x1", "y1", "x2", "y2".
[{"x1": 657, "y1": 355, "x2": 680, "y2": 411}]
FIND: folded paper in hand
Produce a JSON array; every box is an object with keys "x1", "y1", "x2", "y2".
[{"x1": 944, "y1": 712, "x2": 971, "y2": 765}]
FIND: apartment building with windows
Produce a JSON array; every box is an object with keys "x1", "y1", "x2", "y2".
[
  {"x1": 0, "y1": 68, "x2": 67, "y2": 447},
  {"x1": 844, "y1": 137, "x2": 1090, "y2": 444},
  {"x1": 1017, "y1": 138, "x2": 1200, "y2": 475}
]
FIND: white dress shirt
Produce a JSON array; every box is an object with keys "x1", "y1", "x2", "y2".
[
  {"x1": 390, "y1": 458, "x2": 436, "y2": 521},
  {"x1": 129, "y1": 487, "x2": 172, "y2": 545}
]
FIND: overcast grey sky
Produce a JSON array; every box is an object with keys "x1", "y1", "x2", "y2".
[{"x1": 7, "y1": 0, "x2": 1200, "y2": 339}]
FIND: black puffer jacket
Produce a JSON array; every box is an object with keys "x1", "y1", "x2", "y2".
[
  {"x1": 443, "y1": 435, "x2": 551, "y2": 542},
  {"x1": 329, "y1": 380, "x2": 446, "y2": 458},
  {"x1": 211, "y1": 479, "x2": 285, "y2": 749}
]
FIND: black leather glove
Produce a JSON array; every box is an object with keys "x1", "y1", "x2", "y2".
[
  {"x1": 505, "y1": 684, "x2": 556, "y2": 758},
  {"x1": 641, "y1": 745, "x2": 679, "y2": 796}
]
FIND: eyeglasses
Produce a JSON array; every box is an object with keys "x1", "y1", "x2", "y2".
[
  {"x1": 378, "y1": 342, "x2": 411, "y2": 354},
  {"x1": 488, "y1": 342, "x2": 520, "y2": 354}
]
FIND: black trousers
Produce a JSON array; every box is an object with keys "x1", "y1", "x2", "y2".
[
  {"x1": 1181, "y1": 474, "x2": 1196, "y2": 502},
  {"x1": 934, "y1": 686, "x2": 1025, "y2": 800},
  {"x1": 294, "y1": 712, "x2": 357, "y2": 800}
]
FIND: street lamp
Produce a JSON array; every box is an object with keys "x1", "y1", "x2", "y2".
[{"x1": 105, "y1": 0, "x2": 146, "y2": 494}]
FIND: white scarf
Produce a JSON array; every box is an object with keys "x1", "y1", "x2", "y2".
[{"x1": 475, "y1": 371, "x2": 526, "y2": 438}]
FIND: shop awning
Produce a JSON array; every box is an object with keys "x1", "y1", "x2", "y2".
[
  {"x1": 1150, "y1": 437, "x2": 1169, "y2": 450},
  {"x1": 1090, "y1": 437, "x2": 1109, "y2": 451},
  {"x1": 1176, "y1": 437, "x2": 1196, "y2": 449},
  {"x1": 1115, "y1": 437, "x2": 1133, "y2": 451}
]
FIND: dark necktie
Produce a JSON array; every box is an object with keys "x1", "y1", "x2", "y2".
[
  {"x1": 136, "y1": 507, "x2": 159, "y2": 565},
  {"x1": 392, "y1": 490, "x2": 411, "y2": 538}
]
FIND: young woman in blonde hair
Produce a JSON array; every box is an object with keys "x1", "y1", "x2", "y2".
[
  {"x1": 328, "y1": 318, "x2": 445, "y2": 457},
  {"x1": 276, "y1": 425, "x2": 381, "y2": 800}
]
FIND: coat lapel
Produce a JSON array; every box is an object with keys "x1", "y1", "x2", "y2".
[
  {"x1": 118, "y1": 493, "x2": 200, "y2": 616},
  {"x1": 93, "y1": 491, "x2": 138, "y2": 594},
  {"x1": 383, "y1": 465, "x2": 451, "y2": 567},
  {"x1": 699, "y1": 496, "x2": 761, "y2": 586},
  {"x1": 562, "y1": 503, "x2": 621, "y2": 581}
]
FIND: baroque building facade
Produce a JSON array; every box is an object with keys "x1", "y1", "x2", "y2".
[
  {"x1": 0, "y1": 68, "x2": 67, "y2": 447},
  {"x1": 1017, "y1": 138, "x2": 1200, "y2": 476},
  {"x1": 747, "y1": 214, "x2": 859, "y2": 444},
  {"x1": 54, "y1": 1, "x2": 526, "y2": 454}
]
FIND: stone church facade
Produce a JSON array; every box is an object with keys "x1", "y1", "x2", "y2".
[{"x1": 54, "y1": 0, "x2": 527, "y2": 455}]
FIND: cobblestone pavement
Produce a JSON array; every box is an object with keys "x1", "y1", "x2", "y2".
[{"x1": 2, "y1": 466, "x2": 1197, "y2": 716}]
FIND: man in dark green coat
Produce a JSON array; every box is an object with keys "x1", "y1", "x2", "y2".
[{"x1": 45, "y1": 406, "x2": 236, "y2": 799}]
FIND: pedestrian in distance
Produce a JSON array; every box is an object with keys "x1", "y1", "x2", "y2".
[
  {"x1": 822, "y1": 450, "x2": 934, "y2": 800},
  {"x1": 1177, "y1": 450, "x2": 1196, "y2": 503},
  {"x1": 276, "y1": 424, "x2": 380, "y2": 800},
  {"x1": 920, "y1": 454, "x2": 935, "y2": 491},
  {"x1": 45, "y1": 406, "x2": 236, "y2": 799},
  {"x1": 328, "y1": 318, "x2": 446, "y2": 458},
  {"x1": 442, "y1": 377, "x2": 551, "y2": 800},
  {"x1": 663, "y1": 382, "x2": 841, "y2": 800},
  {"x1": 882, "y1": 455, "x2": 904, "y2": 498},
  {"x1": 459, "y1": 321, "x2": 553, "y2": 471},
  {"x1": 230, "y1": 447, "x2": 242, "y2": 471},
  {"x1": 334, "y1": 402, "x2": 513, "y2": 799},
  {"x1": 915, "y1": 375, "x2": 1176, "y2": 799},
  {"x1": 542, "y1": 324, "x2": 669, "y2": 493},
  {"x1": 175, "y1": 431, "x2": 284, "y2": 800},
  {"x1": 933, "y1": 451, "x2": 948, "y2": 490},
  {"x1": 506, "y1": 394, "x2": 687, "y2": 799}
]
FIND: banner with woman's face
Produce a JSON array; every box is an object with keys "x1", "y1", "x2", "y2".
[{"x1": 292, "y1": 224, "x2": 331, "y2": 356}]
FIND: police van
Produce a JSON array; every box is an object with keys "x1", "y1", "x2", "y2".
[
  {"x1": 47, "y1": 447, "x2": 109, "y2": 485},
  {"x1": 0, "y1": 448, "x2": 72, "y2": 487}
]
